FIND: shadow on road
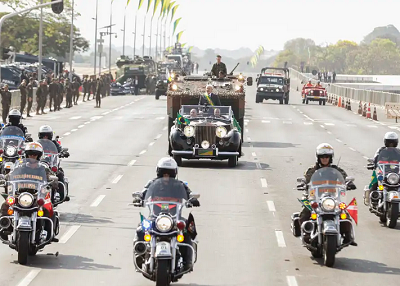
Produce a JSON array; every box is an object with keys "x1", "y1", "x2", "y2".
[
  {"x1": 60, "y1": 213, "x2": 113, "y2": 224},
  {"x1": 21, "y1": 254, "x2": 121, "y2": 270},
  {"x1": 63, "y1": 161, "x2": 127, "y2": 168},
  {"x1": 243, "y1": 141, "x2": 299, "y2": 148},
  {"x1": 181, "y1": 160, "x2": 270, "y2": 171}
]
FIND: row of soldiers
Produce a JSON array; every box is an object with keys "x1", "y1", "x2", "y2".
[{"x1": 82, "y1": 74, "x2": 113, "y2": 108}]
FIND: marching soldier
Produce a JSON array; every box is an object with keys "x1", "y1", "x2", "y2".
[
  {"x1": 48, "y1": 78, "x2": 58, "y2": 112},
  {"x1": 1, "y1": 85, "x2": 12, "y2": 123},
  {"x1": 26, "y1": 78, "x2": 34, "y2": 117},
  {"x1": 19, "y1": 79, "x2": 28, "y2": 118}
]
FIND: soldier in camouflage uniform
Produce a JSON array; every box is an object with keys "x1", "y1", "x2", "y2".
[
  {"x1": 1, "y1": 85, "x2": 11, "y2": 123},
  {"x1": 211, "y1": 55, "x2": 227, "y2": 77},
  {"x1": 297, "y1": 143, "x2": 357, "y2": 246},
  {"x1": 65, "y1": 79, "x2": 73, "y2": 108},
  {"x1": 26, "y1": 78, "x2": 34, "y2": 117},
  {"x1": 82, "y1": 76, "x2": 89, "y2": 101}
]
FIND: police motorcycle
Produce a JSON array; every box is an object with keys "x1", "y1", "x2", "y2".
[
  {"x1": 131, "y1": 178, "x2": 200, "y2": 286},
  {"x1": 37, "y1": 139, "x2": 69, "y2": 204},
  {"x1": 0, "y1": 158, "x2": 59, "y2": 265},
  {"x1": 291, "y1": 168, "x2": 356, "y2": 267},
  {"x1": 0, "y1": 126, "x2": 29, "y2": 174},
  {"x1": 365, "y1": 147, "x2": 400, "y2": 228}
]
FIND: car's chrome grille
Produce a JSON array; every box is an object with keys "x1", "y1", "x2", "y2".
[{"x1": 195, "y1": 126, "x2": 216, "y2": 146}]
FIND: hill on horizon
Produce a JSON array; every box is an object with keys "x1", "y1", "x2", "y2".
[{"x1": 362, "y1": 24, "x2": 400, "y2": 45}]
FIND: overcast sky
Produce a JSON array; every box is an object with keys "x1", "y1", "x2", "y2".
[{"x1": 3, "y1": 0, "x2": 400, "y2": 51}]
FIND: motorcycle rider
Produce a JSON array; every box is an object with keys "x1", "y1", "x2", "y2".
[
  {"x1": 1, "y1": 109, "x2": 30, "y2": 139},
  {"x1": 0, "y1": 142, "x2": 59, "y2": 242},
  {"x1": 38, "y1": 125, "x2": 70, "y2": 202},
  {"x1": 132, "y1": 157, "x2": 200, "y2": 271},
  {"x1": 298, "y1": 143, "x2": 357, "y2": 246}
]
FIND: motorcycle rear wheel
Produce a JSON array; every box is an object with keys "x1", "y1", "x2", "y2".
[
  {"x1": 323, "y1": 235, "x2": 337, "y2": 267},
  {"x1": 155, "y1": 259, "x2": 171, "y2": 286}
]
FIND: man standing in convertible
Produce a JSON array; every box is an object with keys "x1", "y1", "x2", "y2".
[{"x1": 198, "y1": 85, "x2": 221, "y2": 106}]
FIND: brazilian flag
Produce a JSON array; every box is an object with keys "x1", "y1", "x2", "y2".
[
  {"x1": 232, "y1": 117, "x2": 242, "y2": 133},
  {"x1": 298, "y1": 198, "x2": 312, "y2": 211},
  {"x1": 369, "y1": 170, "x2": 378, "y2": 188},
  {"x1": 177, "y1": 112, "x2": 190, "y2": 125}
]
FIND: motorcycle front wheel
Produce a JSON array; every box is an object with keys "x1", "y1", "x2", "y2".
[
  {"x1": 386, "y1": 202, "x2": 399, "y2": 229},
  {"x1": 323, "y1": 235, "x2": 337, "y2": 267},
  {"x1": 17, "y1": 232, "x2": 30, "y2": 265},
  {"x1": 155, "y1": 259, "x2": 171, "y2": 286}
]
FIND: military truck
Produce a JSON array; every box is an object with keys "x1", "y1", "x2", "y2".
[
  {"x1": 166, "y1": 66, "x2": 253, "y2": 161},
  {"x1": 115, "y1": 56, "x2": 157, "y2": 94},
  {"x1": 255, "y1": 67, "x2": 290, "y2": 104}
]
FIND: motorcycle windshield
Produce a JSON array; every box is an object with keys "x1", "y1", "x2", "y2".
[
  {"x1": 377, "y1": 147, "x2": 400, "y2": 175},
  {"x1": 0, "y1": 126, "x2": 25, "y2": 150},
  {"x1": 308, "y1": 167, "x2": 346, "y2": 200},
  {"x1": 9, "y1": 158, "x2": 48, "y2": 197},
  {"x1": 144, "y1": 178, "x2": 188, "y2": 217},
  {"x1": 37, "y1": 139, "x2": 58, "y2": 167}
]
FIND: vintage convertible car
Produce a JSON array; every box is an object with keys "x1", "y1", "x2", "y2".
[
  {"x1": 170, "y1": 104, "x2": 241, "y2": 167},
  {"x1": 110, "y1": 81, "x2": 135, "y2": 95},
  {"x1": 302, "y1": 86, "x2": 327, "y2": 105}
]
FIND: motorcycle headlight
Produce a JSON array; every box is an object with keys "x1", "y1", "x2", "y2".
[
  {"x1": 201, "y1": 140, "x2": 210, "y2": 149},
  {"x1": 321, "y1": 198, "x2": 336, "y2": 211},
  {"x1": 155, "y1": 215, "x2": 173, "y2": 232},
  {"x1": 389, "y1": 191, "x2": 400, "y2": 201},
  {"x1": 216, "y1": 126, "x2": 227, "y2": 138},
  {"x1": 18, "y1": 192, "x2": 34, "y2": 208},
  {"x1": 6, "y1": 146, "x2": 16, "y2": 156},
  {"x1": 387, "y1": 173, "x2": 399, "y2": 185},
  {"x1": 184, "y1": 125, "x2": 195, "y2": 137},
  {"x1": 276, "y1": 88, "x2": 279, "y2": 92}
]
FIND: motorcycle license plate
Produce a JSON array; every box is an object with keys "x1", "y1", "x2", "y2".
[
  {"x1": 17, "y1": 216, "x2": 31, "y2": 229},
  {"x1": 155, "y1": 241, "x2": 171, "y2": 257}
]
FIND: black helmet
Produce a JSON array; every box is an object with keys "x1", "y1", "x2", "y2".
[
  {"x1": 156, "y1": 157, "x2": 178, "y2": 178},
  {"x1": 384, "y1": 132, "x2": 398, "y2": 147},
  {"x1": 8, "y1": 109, "x2": 21, "y2": 125},
  {"x1": 38, "y1": 125, "x2": 53, "y2": 140}
]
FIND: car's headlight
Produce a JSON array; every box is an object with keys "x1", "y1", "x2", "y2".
[
  {"x1": 321, "y1": 198, "x2": 336, "y2": 211},
  {"x1": 164, "y1": 80, "x2": 167, "y2": 83},
  {"x1": 389, "y1": 191, "x2": 400, "y2": 201},
  {"x1": 201, "y1": 140, "x2": 210, "y2": 149},
  {"x1": 18, "y1": 192, "x2": 34, "y2": 208},
  {"x1": 216, "y1": 126, "x2": 227, "y2": 138},
  {"x1": 259, "y1": 88, "x2": 264, "y2": 91},
  {"x1": 184, "y1": 125, "x2": 195, "y2": 137},
  {"x1": 276, "y1": 88, "x2": 279, "y2": 92},
  {"x1": 155, "y1": 215, "x2": 173, "y2": 232},
  {"x1": 172, "y1": 84, "x2": 177, "y2": 90},
  {"x1": 387, "y1": 173, "x2": 399, "y2": 184},
  {"x1": 6, "y1": 146, "x2": 16, "y2": 156},
  {"x1": 320, "y1": 90, "x2": 323, "y2": 94},
  {"x1": 235, "y1": 85, "x2": 240, "y2": 91}
]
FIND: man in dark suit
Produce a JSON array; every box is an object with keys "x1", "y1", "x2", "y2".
[
  {"x1": 198, "y1": 85, "x2": 221, "y2": 106},
  {"x1": 211, "y1": 55, "x2": 227, "y2": 77}
]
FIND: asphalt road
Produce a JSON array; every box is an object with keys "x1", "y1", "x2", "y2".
[{"x1": 1, "y1": 77, "x2": 400, "y2": 286}]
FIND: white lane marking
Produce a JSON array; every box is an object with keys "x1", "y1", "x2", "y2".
[
  {"x1": 327, "y1": 131, "x2": 332, "y2": 134},
  {"x1": 262, "y1": 120, "x2": 270, "y2": 123},
  {"x1": 292, "y1": 106, "x2": 296, "y2": 109},
  {"x1": 84, "y1": 121, "x2": 91, "y2": 125},
  {"x1": 275, "y1": 230, "x2": 286, "y2": 247},
  {"x1": 63, "y1": 132, "x2": 71, "y2": 136},
  {"x1": 389, "y1": 126, "x2": 398, "y2": 129},
  {"x1": 283, "y1": 121, "x2": 292, "y2": 124},
  {"x1": 102, "y1": 112, "x2": 110, "y2": 115},
  {"x1": 349, "y1": 147, "x2": 356, "y2": 151},
  {"x1": 346, "y1": 124, "x2": 357, "y2": 127},
  {"x1": 320, "y1": 125, "x2": 325, "y2": 128},
  {"x1": 260, "y1": 178, "x2": 268, "y2": 188},
  {"x1": 155, "y1": 134, "x2": 162, "y2": 140},
  {"x1": 244, "y1": 122, "x2": 248, "y2": 126},
  {"x1": 247, "y1": 137, "x2": 251, "y2": 142},
  {"x1": 90, "y1": 195, "x2": 106, "y2": 207},
  {"x1": 163, "y1": 126, "x2": 167, "y2": 131},
  {"x1": 304, "y1": 121, "x2": 313, "y2": 125},
  {"x1": 256, "y1": 162, "x2": 261, "y2": 169},
  {"x1": 299, "y1": 111, "x2": 304, "y2": 114},
  {"x1": 17, "y1": 269, "x2": 41, "y2": 286},
  {"x1": 112, "y1": 175, "x2": 123, "y2": 184},
  {"x1": 90, "y1": 115, "x2": 103, "y2": 121},
  {"x1": 245, "y1": 129, "x2": 249, "y2": 133},
  {"x1": 71, "y1": 129, "x2": 78, "y2": 132},
  {"x1": 264, "y1": 117, "x2": 279, "y2": 120},
  {"x1": 149, "y1": 142, "x2": 155, "y2": 146},
  {"x1": 69, "y1": 116, "x2": 81, "y2": 120},
  {"x1": 336, "y1": 139, "x2": 342, "y2": 143},
  {"x1": 303, "y1": 114, "x2": 315, "y2": 122},
  {"x1": 267, "y1": 201, "x2": 276, "y2": 211},
  {"x1": 324, "y1": 123, "x2": 335, "y2": 126},
  {"x1": 286, "y1": 276, "x2": 299, "y2": 286},
  {"x1": 156, "y1": 117, "x2": 165, "y2": 120},
  {"x1": 252, "y1": 152, "x2": 256, "y2": 157},
  {"x1": 139, "y1": 150, "x2": 147, "y2": 155},
  {"x1": 367, "y1": 125, "x2": 378, "y2": 128},
  {"x1": 59, "y1": 225, "x2": 81, "y2": 244},
  {"x1": 363, "y1": 156, "x2": 369, "y2": 160},
  {"x1": 78, "y1": 125, "x2": 84, "y2": 128},
  {"x1": 128, "y1": 160, "x2": 137, "y2": 166}
]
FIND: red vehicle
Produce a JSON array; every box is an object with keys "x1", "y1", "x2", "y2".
[{"x1": 302, "y1": 86, "x2": 327, "y2": 105}]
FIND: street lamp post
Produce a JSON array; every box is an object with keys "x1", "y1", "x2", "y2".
[
  {"x1": 155, "y1": 17, "x2": 159, "y2": 61},
  {"x1": 149, "y1": 17, "x2": 153, "y2": 58},
  {"x1": 99, "y1": 24, "x2": 116, "y2": 75},
  {"x1": 99, "y1": 32, "x2": 106, "y2": 75},
  {"x1": 142, "y1": 15, "x2": 146, "y2": 57},
  {"x1": 38, "y1": 0, "x2": 43, "y2": 81},
  {"x1": 122, "y1": 8, "x2": 126, "y2": 56},
  {"x1": 109, "y1": 0, "x2": 113, "y2": 74},
  {"x1": 133, "y1": 13, "x2": 137, "y2": 58},
  {"x1": 93, "y1": 0, "x2": 98, "y2": 75},
  {"x1": 68, "y1": 0, "x2": 74, "y2": 81}
]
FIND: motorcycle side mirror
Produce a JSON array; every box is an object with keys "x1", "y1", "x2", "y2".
[
  {"x1": 367, "y1": 158, "x2": 373, "y2": 163},
  {"x1": 62, "y1": 148, "x2": 69, "y2": 152},
  {"x1": 26, "y1": 133, "x2": 31, "y2": 138},
  {"x1": 190, "y1": 193, "x2": 200, "y2": 199},
  {"x1": 132, "y1": 191, "x2": 142, "y2": 198},
  {"x1": 0, "y1": 180, "x2": 6, "y2": 187},
  {"x1": 297, "y1": 177, "x2": 305, "y2": 183},
  {"x1": 346, "y1": 176, "x2": 355, "y2": 182}
]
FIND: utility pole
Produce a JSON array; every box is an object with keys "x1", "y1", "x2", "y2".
[
  {"x1": 133, "y1": 13, "x2": 137, "y2": 58},
  {"x1": 142, "y1": 15, "x2": 146, "y2": 57},
  {"x1": 38, "y1": 0, "x2": 43, "y2": 81},
  {"x1": 68, "y1": 0, "x2": 74, "y2": 81},
  {"x1": 122, "y1": 9, "x2": 126, "y2": 56},
  {"x1": 99, "y1": 32, "x2": 106, "y2": 75},
  {"x1": 109, "y1": 0, "x2": 113, "y2": 74},
  {"x1": 93, "y1": 0, "x2": 98, "y2": 75}
]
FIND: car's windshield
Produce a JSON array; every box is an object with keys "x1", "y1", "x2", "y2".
[
  {"x1": 180, "y1": 105, "x2": 231, "y2": 118},
  {"x1": 258, "y1": 76, "x2": 283, "y2": 85},
  {"x1": 308, "y1": 167, "x2": 345, "y2": 200},
  {"x1": 377, "y1": 147, "x2": 400, "y2": 175}
]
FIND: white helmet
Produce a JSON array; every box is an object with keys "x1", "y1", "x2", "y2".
[
  {"x1": 38, "y1": 125, "x2": 53, "y2": 140},
  {"x1": 156, "y1": 157, "x2": 178, "y2": 178},
  {"x1": 8, "y1": 109, "x2": 21, "y2": 124},
  {"x1": 316, "y1": 143, "x2": 334, "y2": 164},
  {"x1": 25, "y1": 142, "x2": 43, "y2": 160},
  {"x1": 384, "y1": 132, "x2": 398, "y2": 147}
]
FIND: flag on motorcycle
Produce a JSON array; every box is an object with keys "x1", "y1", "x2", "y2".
[
  {"x1": 43, "y1": 192, "x2": 53, "y2": 217},
  {"x1": 232, "y1": 116, "x2": 242, "y2": 133},
  {"x1": 298, "y1": 198, "x2": 312, "y2": 211},
  {"x1": 369, "y1": 170, "x2": 377, "y2": 188},
  {"x1": 177, "y1": 112, "x2": 190, "y2": 125},
  {"x1": 346, "y1": 197, "x2": 358, "y2": 225}
]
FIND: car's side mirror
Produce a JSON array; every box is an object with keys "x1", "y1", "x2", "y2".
[{"x1": 246, "y1": 77, "x2": 253, "y2": 86}]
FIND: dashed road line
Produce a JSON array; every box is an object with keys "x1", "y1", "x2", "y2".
[
  {"x1": 367, "y1": 125, "x2": 378, "y2": 128},
  {"x1": 324, "y1": 123, "x2": 335, "y2": 126},
  {"x1": 63, "y1": 132, "x2": 71, "y2": 136},
  {"x1": 149, "y1": 142, "x2": 155, "y2": 146},
  {"x1": 90, "y1": 195, "x2": 106, "y2": 207},
  {"x1": 275, "y1": 230, "x2": 286, "y2": 247},
  {"x1": 245, "y1": 129, "x2": 249, "y2": 133},
  {"x1": 78, "y1": 125, "x2": 84, "y2": 128},
  {"x1": 286, "y1": 276, "x2": 298, "y2": 286},
  {"x1": 260, "y1": 178, "x2": 268, "y2": 188},
  {"x1": 252, "y1": 152, "x2": 256, "y2": 157},
  {"x1": 262, "y1": 120, "x2": 270, "y2": 123},
  {"x1": 156, "y1": 117, "x2": 165, "y2": 120},
  {"x1": 155, "y1": 134, "x2": 162, "y2": 140},
  {"x1": 336, "y1": 139, "x2": 342, "y2": 143},
  {"x1": 349, "y1": 147, "x2": 356, "y2": 151},
  {"x1": 303, "y1": 114, "x2": 315, "y2": 122},
  {"x1": 304, "y1": 122, "x2": 313, "y2": 125},
  {"x1": 84, "y1": 121, "x2": 91, "y2": 125},
  {"x1": 247, "y1": 137, "x2": 251, "y2": 142},
  {"x1": 327, "y1": 131, "x2": 332, "y2": 134},
  {"x1": 128, "y1": 160, "x2": 137, "y2": 166},
  {"x1": 267, "y1": 201, "x2": 276, "y2": 211},
  {"x1": 163, "y1": 126, "x2": 167, "y2": 131},
  {"x1": 320, "y1": 125, "x2": 325, "y2": 128},
  {"x1": 71, "y1": 129, "x2": 78, "y2": 132},
  {"x1": 69, "y1": 116, "x2": 81, "y2": 120},
  {"x1": 59, "y1": 225, "x2": 81, "y2": 244},
  {"x1": 283, "y1": 121, "x2": 292, "y2": 124},
  {"x1": 112, "y1": 175, "x2": 123, "y2": 184},
  {"x1": 102, "y1": 112, "x2": 110, "y2": 115},
  {"x1": 139, "y1": 150, "x2": 147, "y2": 155},
  {"x1": 17, "y1": 269, "x2": 41, "y2": 286}
]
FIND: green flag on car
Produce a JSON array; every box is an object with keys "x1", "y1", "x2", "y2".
[
  {"x1": 232, "y1": 117, "x2": 241, "y2": 133},
  {"x1": 177, "y1": 112, "x2": 190, "y2": 125}
]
